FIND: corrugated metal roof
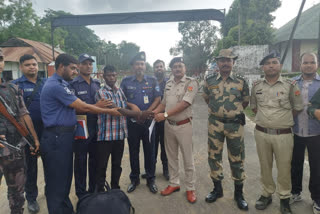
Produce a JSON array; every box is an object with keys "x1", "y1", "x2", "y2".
[
  {"x1": 0, "y1": 37, "x2": 63, "y2": 63},
  {"x1": 274, "y1": 3, "x2": 320, "y2": 43}
]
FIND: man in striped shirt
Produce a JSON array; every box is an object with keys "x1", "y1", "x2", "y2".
[{"x1": 95, "y1": 65, "x2": 153, "y2": 190}]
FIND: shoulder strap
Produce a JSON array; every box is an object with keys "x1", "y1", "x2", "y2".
[{"x1": 25, "y1": 79, "x2": 43, "y2": 108}]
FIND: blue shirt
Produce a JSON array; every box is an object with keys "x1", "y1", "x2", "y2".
[
  {"x1": 120, "y1": 75, "x2": 161, "y2": 110},
  {"x1": 12, "y1": 75, "x2": 46, "y2": 122},
  {"x1": 292, "y1": 74, "x2": 320, "y2": 136},
  {"x1": 69, "y1": 75, "x2": 100, "y2": 131},
  {"x1": 40, "y1": 73, "x2": 78, "y2": 127}
]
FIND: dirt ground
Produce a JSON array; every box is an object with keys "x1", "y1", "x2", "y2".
[{"x1": 0, "y1": 95, "x2": 314, "y2": 214}]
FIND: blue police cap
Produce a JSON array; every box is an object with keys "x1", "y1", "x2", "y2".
[
  {"x1": 169, "y1": 57, "x2": 185, "y2": 68},
  {"x1": 259, "y1": 51, "x2": 281, "y2": 65},
  {"x1": 130, "y1": 51, "x2": 146, "y2": 65},
  {"x1": 78, "y1": 53, "x2": 95, "y2": 63}
]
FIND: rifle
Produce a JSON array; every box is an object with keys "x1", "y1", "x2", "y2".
[
  {"x1": 0, "y1": 139, "x2": 22, "y2": 152},
  {"x1": 0, "y1": 96, "x2": 37, "y2": 152}
]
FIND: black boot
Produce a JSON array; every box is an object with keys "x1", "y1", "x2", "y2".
[
  {"x1": 234, "y1": 183, "x2": 248, "y2": 211},
  {"x1": 205, "y1": 181, "x2": 223, "y2": 203},
  {"x1": 280, "y1": 198, "x2": 292, "y2": 214}
]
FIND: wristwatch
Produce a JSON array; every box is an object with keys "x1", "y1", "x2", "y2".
[{"x1": 164, "y1": 112, "x2": 168, "y2": 119}]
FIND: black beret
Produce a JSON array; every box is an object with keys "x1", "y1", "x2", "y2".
[
  {"x1": 130, "y1": 51, "x2": 146, "y2": 65},
  {"x1": 259, "y1": 51, "x2": 281, "y2": 65},
  {"x1": 169, "y1": 57, "x2": 185, "y2": 68}
]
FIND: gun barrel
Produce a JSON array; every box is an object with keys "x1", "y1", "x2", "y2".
[{"x1": 0, "y1": 139, "x2": 22, "y2": 152}]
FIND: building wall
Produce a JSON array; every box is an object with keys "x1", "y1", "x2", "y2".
[
  {"x1": 2, "y1": 61, "x2": 48, "y2": 80},
  {"x1": 300, "y1": 39, "x2": 318, "y2": 54}
]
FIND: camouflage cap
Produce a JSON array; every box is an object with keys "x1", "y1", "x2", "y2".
[
  {"x1": 130, "y1": 51, "x2": 146, "y2": 65},
  {"x1": 259, "y1": 50, "x2": 280, "y2": 65},
  {"x1": 0, "y1": 48, "x2": 3, "y2": 57},
  {"x1": 215, "y1": 49, "x2": 238, "y2": 60}
]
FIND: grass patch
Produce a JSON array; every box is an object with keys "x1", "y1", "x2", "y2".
[{"x1": 244, "y1": 107, "x2": 255, "y2": 121}]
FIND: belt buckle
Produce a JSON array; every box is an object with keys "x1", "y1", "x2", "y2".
[
  {"x1": 267, "y1": 128, "x2": 278, "y2": 135},
  {"x1": 168, "y1": 120, "x2": 176, "y2": 126}
]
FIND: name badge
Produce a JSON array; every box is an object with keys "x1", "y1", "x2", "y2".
[
  {"x1": 24, "y1": 88, "x2": 34, "y2": 92},
  {"x1": 78, "y1": 91, "x2": 88, "y2": 95},
  {"x1": 144, "y1": 95, "x2": 149, "y2": 104}
]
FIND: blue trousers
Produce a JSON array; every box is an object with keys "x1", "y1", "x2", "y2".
[
  {"x1": 127, "y1": 120, "x2": 155, "y2": 183},
  {"x1": 41, "y1": 128, "x2": 74, "y2": 214},
  {"x1": 25, "y1": 120, "x2": 43, "y2": 202}
]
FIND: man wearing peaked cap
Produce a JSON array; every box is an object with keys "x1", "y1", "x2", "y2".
[
  {"x1": 78, "y1": 53, "x2": 95, "y2": 63},
  {"x1": 251, "y1": 50, "x2": 303, "y2": 214},
  {"x1": 120, "y1": 51, "x2": 161, "y2": 194},
  {"x1": 154, "y1": 56, "x2": 199, "y2": 203},
  {"x1": 203, "y1": 48, "x2": 249, "y2": 211}
]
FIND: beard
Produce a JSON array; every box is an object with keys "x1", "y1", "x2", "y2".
[{"x1": 155, "y1": 72, "x2": 165, "y2": 80}]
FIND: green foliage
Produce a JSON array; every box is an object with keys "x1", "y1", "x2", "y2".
[
  {"x1": 217, "y1": 0, "x2": 281, "y2": 53},
  {"x1": 0, "y1": 1, "x2": 141, "y2": 71},
  {"x1": 170, "y1": 21, "x2": 218, "y2": 74}
]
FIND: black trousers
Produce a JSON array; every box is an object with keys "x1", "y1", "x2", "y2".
[
  {"x1": 127, "y1": 120, "x2": 155, "y2": 183},
  {"x1": 96, "y1": 140, "x2": 124, "y2": 190},
  {"x1": 25, "y1": 120, "x2": 43, "y2": 202},
  {"x1": 155, "y1": 121, "x2": 168, "y2": 170},
  {"x1": 291, "y1": 134, "x2": 320, "y2": 200},
  {"x1": 73, "y1": 131, "x2": 97, "y2": 198}
]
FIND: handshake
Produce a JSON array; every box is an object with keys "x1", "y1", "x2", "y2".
[{"x1": 137, "y1": 111, "x2": 166, "y2": 123}]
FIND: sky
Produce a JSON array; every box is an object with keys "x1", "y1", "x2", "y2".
[{"x1": 31, "y1": 0, "x2": 320, "y2": 65}]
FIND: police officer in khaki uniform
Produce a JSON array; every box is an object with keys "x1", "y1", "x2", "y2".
[
  {"x1": 251, "y1": 51, "x2": 303, "y2": 214},
  {"x1": 203, "y1": 49, "x2": 249, "y2": 211},
  {"x1": 154, "y1": 57, "x2": 199, "y2": 203}
]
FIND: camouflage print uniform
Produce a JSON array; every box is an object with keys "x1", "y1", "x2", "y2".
[
  {"x1": 203, "y1": 72, "x2": 250, "y2": 185},
  {"x1": 0, "y1": 83, "x2": 28, "y2": 214}
]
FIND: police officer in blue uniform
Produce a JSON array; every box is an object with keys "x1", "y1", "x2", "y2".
[
  {"x1": 12, "y1": 54, "x2": 46, "y2": 213},
  {"x1": 69, "y1": 53, "x2": 100, "y2": 199},
  {"x1": 40, "y1": 54, "x2": 121, "y2": 214},
  {"x1": 120, "y1": 51, "x2": 161, "y2": 194}
]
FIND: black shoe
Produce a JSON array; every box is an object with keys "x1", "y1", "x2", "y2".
[
  {"x1": 127, "y1": 181, "x2": 140, "y2": 193},
  {"x1": 205, "y1": 181, "x2": 223, "y2": 203},
  {"x1": 28, "y1": 200, "x2": 40, "y2": 213},
  {"x1": 280, "y1": 198, "x2": 292, "y2": 214},
  {"x1": 141, "y1": 173, "x2": 147, "y2": 179},
  {"x1": 255, "y1": 195, "x2": 272, "y2": 210},
  {"x1": 163, "y1": 170, "x2": 169, "y2": 181},
  {"x1": 147, "y1": 182, "x2": 158, "y2": 194},
  {"x1": 234, "y1": 184, "x2": 248, "y2": 211}
]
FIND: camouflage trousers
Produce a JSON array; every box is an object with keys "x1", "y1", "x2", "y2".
[
  {"x1": 0, "y1": 154, "x2": 26, "y2": 214},
  {"x1": 208, "y1": 117, "x2": 246, "y2": 185}
]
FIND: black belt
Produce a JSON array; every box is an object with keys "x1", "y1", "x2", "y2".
[
  {"x1": 45, "y1": 125, "x2": 76, "y2": 133},
  {"x1": 255, "y1": 125, "x2": 292, "y2": 135},
  {"x1": 211, "y1": 116, "x2": 239, "y2": 124}
]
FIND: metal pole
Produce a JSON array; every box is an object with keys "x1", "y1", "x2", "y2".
[
  {"x1": 238, "y1": 1, "x2": 241, "y2": 46},
  {"x1": 281, "y1": 0, "x2": 306, "y2": 65},
  {"x1": 51, "y1": 21, "x2": 55, "y2": 61},
  {"x1": 318, "y1": 12, "x2": 320, "y2": 67}
]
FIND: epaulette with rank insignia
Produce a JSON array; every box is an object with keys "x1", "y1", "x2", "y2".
[
  {"x1": 235, "y1": 73, "x2": 246, "y2": 81},
  {"x1": 284, "y1": 78, "x2": 297, "y2": 85},
  {"x1": 205, "y1": 72, "x2": 218, "y2": 80},
  {"x1": 252, "y1": 79, "x2": 262, "y2": 87}
]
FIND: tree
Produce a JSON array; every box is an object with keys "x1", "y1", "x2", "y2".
[
  {"x1": 218, "y1": 0, "x2": 281, "y2": 51},
  {"x1": 118, "y1": 41, "x2": 140, "y2": 70},
  {"x1": 170, "y1": 21, "x2": 218, "y2": 74}
]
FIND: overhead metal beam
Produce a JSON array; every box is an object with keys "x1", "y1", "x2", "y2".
[{"x1": 51, "y1": 9, "x2": 225, "y2": 28}]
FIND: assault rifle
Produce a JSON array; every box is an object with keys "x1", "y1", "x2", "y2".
[{"x1": 0, "y1": 96, "x2": 38, "y2": 153}]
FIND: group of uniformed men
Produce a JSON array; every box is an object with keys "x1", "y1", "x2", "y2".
[{"x1": 0, "y1": 46, "x2": 320, "y2": 214}]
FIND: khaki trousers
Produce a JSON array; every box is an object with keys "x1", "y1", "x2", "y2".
[
  {"x1": 164, "y1": 120, "x2": 196, "y2": 190},
  {"x1": 254, "y1": 128, "x2": 293, "y2": 199}
]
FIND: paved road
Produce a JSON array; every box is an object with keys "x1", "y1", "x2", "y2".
[{"x1": 0, "y1": 95, "x2": 314, "y2": 214}]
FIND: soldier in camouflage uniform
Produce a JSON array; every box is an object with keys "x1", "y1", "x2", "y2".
[
  {"x1": 0, "y1": 48, "x2": 40, "y2": 214},
  {"x1": 203, "y1": 49, "x2": 250, "y2": 211}
]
